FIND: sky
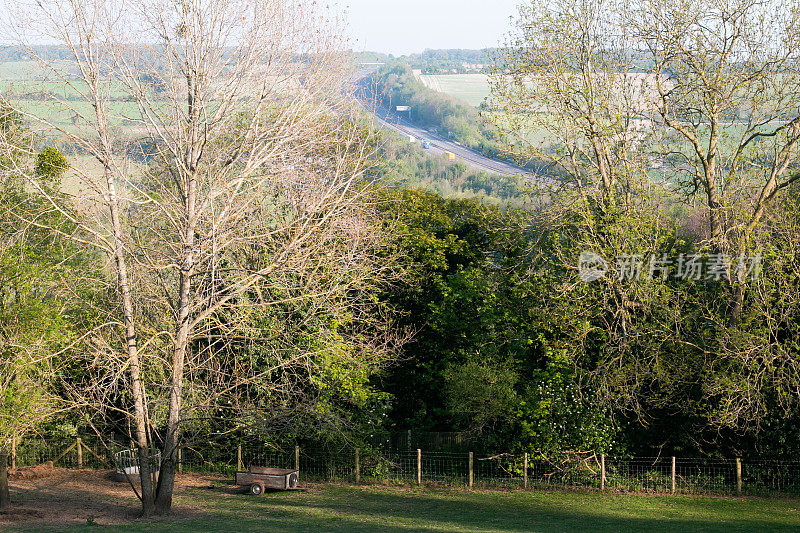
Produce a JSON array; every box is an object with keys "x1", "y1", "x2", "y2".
[
  {"x1": 338, "y1": 0, "x2": 522, "y2": 56},
  {"x1": 0, "y1": 1, "x2": 522, "y2": 53}
]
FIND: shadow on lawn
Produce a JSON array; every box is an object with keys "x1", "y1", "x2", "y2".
[
  {"x1": 159, "y1": 484, "x2": 800, "y2": 533},
  {"x1": 8, "y1": 479, "x2": 800, "y2": 533}
]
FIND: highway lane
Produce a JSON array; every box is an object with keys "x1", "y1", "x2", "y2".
[
  {"x1": 351, "y1": 77, "x2": 526, "y2": 177},
  {"x1": 368, "y1": 103, "x2": 524, "y2": 176}
]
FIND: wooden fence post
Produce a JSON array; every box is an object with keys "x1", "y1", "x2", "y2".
[
  {"x1": 416, "y1": 448, "x2": 422, "y2": 485},
  {"x1": 736, "y1": 458, "x2": 742, "y2": 494},
  {"x1": 600, "y1": 454, "x2": 606, "y2": 490},
  {"x1": 76, "y1": 437, "x2": 83, "y2": 468},
  {"x1": 11, "y1": 438, "x2": 16, "y2": 470},
  {"x1": 468, "y1": 452, "x2": 473, "y2": 488},
  {"x1": 178, "y1": 447, "x2": 183, "y2": 474},
  {"x1": 671, "y1": 456, "x2": 676, "y2": 494},
  {"x1": 237, "y1": 444, "x2": 243, "y2": 471},
  {"x1": 524, "y1": 453, "x2": 528, "y2": 489},
  {"x1": 295, "y1": 445, "x2": 300, "y2": 471},
  {"x1": 355, "y1": 448, "x2": 360, "y2": 484}
]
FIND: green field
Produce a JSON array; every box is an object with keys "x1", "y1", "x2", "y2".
[
  {"x1": 24, "y1": 484, "x2": 800, "y2": 533},
  {"x1": 0, "y1": 60, "x2": 59, "y2": 80},
  {"x1": 420, "y1": 74, "x2": 491, "y2": 107},
  {"x1": 0, "y1": 61, "x2": 159, "y2": 138}
]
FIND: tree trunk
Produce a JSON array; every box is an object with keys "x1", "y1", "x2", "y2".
[
  {"x1": 706, "y1": 122, "x2": 727, "y2": 257},
  {"x1": 153, "y1": 62, "x2": 201, "y2": 515},
  {"x1": 104, "y1": 164, "x2": 155, "y2": 516},
  {"x1": 0, "y1": 448, "x2": 10, "y2": 511},
  {"x1": 707, "y1": 194, "x2": 725, "y2": 255},
  {"x1": 153, "y1": 272, "x2": 191, "y2": 515},
  {"x1": 153, "y1": 155, "x2": 197, "y2": 514}
]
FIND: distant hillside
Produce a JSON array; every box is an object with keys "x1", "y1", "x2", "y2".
[{"x1": 0, "y1": 45, "x2": 77, "y2": 62}]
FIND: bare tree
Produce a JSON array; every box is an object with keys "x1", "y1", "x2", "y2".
[
  {"x1": 2, "y1": 0, "x2": 399, "y2": 515},
  {"x1": 488, "y1": 0, "x2": 654, "y2": 204},
  {"x1": 488, "y1": 0, "x2": 684, "y2": 414},
  {"x1": 630, "y1": 0, "x2": 800, "y2": 307}
]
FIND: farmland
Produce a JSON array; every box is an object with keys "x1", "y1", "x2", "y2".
[{"x1": 419, "y1": 74, "x2": 491, "y2": 107}]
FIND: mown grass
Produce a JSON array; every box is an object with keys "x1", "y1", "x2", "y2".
[{"x1": 46, "y1": 483, "x2": 800, "y2": 533}]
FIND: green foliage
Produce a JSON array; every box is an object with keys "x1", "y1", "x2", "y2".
[
  {"x1": 0, "y1": 109, "x2": 99, "y2": 450},
  {"x1": 443, "y1": 358, "x2": 518, "y2": 431},
  {"x1": 376, "y1": 185, "x2": 800, "y2": 457},
  {"x1": 35, "y1": 146, "x2": 69, "y2": 187},
  {"x1": 377, "y1": 188, "x2": 618, "y2": 454}
]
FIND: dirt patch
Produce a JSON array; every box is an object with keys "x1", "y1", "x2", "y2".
[
  {"x1": 0, "y1": 469, "x2": 224, "y2": 529},
  {"x1": 0, "y1": 507, "x2": 44, "y2": 519},
  {"x1": 8, "y1": 461, "x2": 64, "y2": 481}
]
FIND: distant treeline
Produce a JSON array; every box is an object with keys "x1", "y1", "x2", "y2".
[
  {"x1": 358, "y1": 48, "x2": 495, "y2": 74},
  {"x1": 412, "y1": 49, "x2": 495, "y2": 62},
  {"x1": 0, "y1": 45, "x2": 77, "y2": 62},
  {"x1": 406, "y1": 49, "x2": 495, "y2": 73}
]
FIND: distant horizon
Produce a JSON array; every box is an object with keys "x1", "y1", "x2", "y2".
[
  {"x1": 356, "y1": 46, "x2": 496, "y2": 58},
  {"x1": 0, "y1": 42, "x2": 494, "y2": 58}
]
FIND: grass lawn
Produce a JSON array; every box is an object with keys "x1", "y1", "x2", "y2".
[{"x1": 29, "y1": 483, "x2": 800, "y2": 533}]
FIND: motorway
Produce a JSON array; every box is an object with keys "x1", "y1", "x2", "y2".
[{"x1": 352, "y1": 78, "x2": 525, "y2": 177}]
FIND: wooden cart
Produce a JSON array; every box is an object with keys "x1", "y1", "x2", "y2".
[{"x1": 235, "y1": 466, "x2": 300, "y2": 495}]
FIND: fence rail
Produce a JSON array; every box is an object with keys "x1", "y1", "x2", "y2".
[{"x1": 9, "y1": 437, "x2": 800, "y2": 496}]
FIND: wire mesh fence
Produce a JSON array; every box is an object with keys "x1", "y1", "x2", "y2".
[
  {"x1": 9, "y1": 437, "x2": 800, "y2": 496},
  {"x1": 13, "y1": 436, "x2": 112, "y2": 470}
]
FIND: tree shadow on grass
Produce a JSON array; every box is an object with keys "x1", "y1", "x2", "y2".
[
  {"x1": 7, "y1": 477, "x2": 800, "y2": 533},
  {"x1": 154, "y1": 484, "x2": 800, "y2": 533}
]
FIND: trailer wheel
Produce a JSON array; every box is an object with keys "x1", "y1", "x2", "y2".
[
  {"x1": 288, "y1": 472, "x2": 299, "y2": 489},
  {"x1": 250, "y1": 482, "x2": 264, "y2": 495}
]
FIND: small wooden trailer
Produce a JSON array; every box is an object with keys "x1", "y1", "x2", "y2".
[{"x1": 235, "y1": 466, "x2": 300, "y2": 495}]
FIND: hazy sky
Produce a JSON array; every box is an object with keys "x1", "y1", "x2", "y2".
[
  {"x1": 0, "y1": 1, "x2": 522, "y2": 53},
  {"x1": 339, "y1": 0, "x2": 522, "y2": 55}
]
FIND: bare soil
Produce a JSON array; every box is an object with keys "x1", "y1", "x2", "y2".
[
  {"x1": 8, "y1": 460, "x2": 62, "y2": 481},
  {"x1": 0, "y1": 467, "x2": 222, "y2": 528}
]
